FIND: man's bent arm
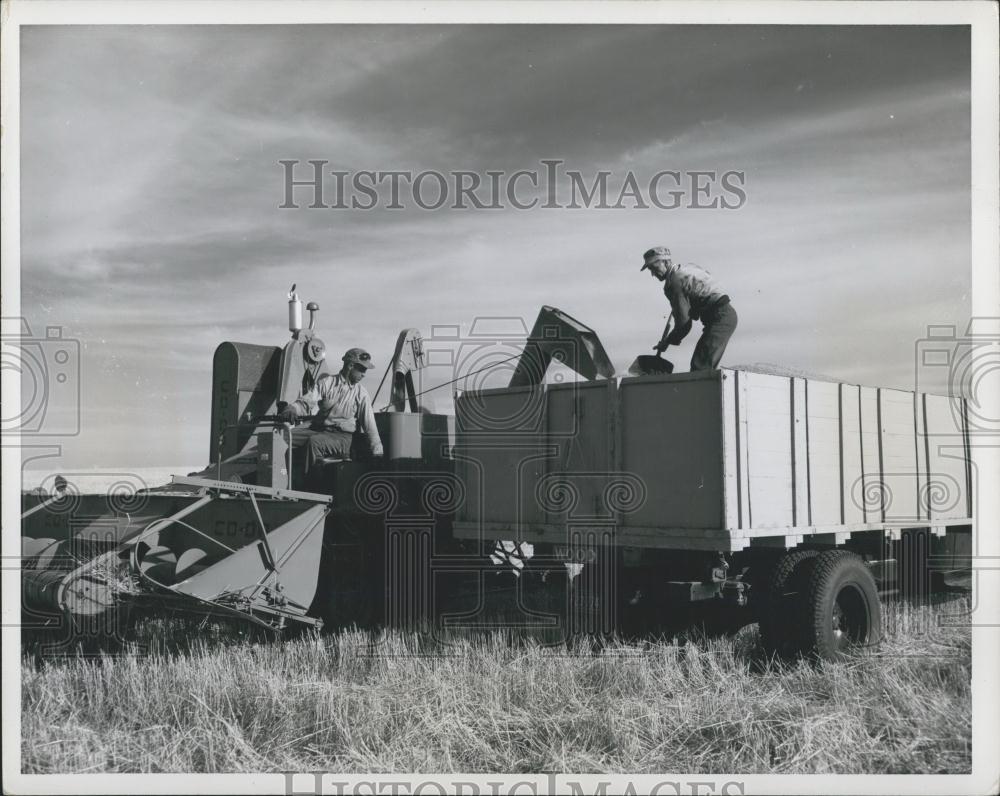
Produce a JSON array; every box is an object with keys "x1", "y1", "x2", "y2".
[
  {"x1": 357, "y1": 391, "x2": 384, "y2": 456},
  {"x1": 657, "y1": 313, "x2": 674, "y2": 349},
  {"x1": 665, "y1": 276, "x2": 692, "y2": 345},
  {"x1": 665, "y1": 318, "x2": 692, "y2": 345},
  {"x1": 290, "y1": 382, "x2": 322, "y2": 417}
]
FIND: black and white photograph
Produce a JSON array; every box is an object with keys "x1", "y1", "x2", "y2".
[{"x1": 2, "y1": 2, "x2": 998, "y2": 794}]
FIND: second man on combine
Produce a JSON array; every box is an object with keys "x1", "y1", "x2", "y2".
[{"x1": 278, "y1": 347, "x2": 384, "y2": 477}]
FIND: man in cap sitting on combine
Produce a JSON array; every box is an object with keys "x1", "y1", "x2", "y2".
[
  {"x1": 641, "y1": 246, "x2": 738, "y2": 371},
  {"x1": 277, "y1": 347, "x2": 384, "y2": 476}
]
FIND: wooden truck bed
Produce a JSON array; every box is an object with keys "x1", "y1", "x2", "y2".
[{"x1": 452, "y1": 369, "x2": 973, "y2": 551}]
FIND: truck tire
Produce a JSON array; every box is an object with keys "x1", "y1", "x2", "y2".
[
  {"x1": 757, "y1": 549, "x2": 819, "y2": 657},
  {"x1": 797, "y1": 550, "x2": 881, "y2": 661}
]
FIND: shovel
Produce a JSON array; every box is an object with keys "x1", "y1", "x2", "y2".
[{"x1": 628, "y1": 350, "x2": 674, "y2": 377}]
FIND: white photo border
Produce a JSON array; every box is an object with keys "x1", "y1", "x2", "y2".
[{"x1": 2, "y1": 2, "x2": 997, "y2": 794}]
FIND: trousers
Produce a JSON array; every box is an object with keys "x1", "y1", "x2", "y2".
[
  {"x1": 691, "y1": 302, "x2": 738, "y2": 371},
  {"x1": 291, "y1": 428, "x2": 355, "y2": 474}
]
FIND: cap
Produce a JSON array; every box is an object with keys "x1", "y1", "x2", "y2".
[
  {"x1": 342, "y1": 348, "x2": 375, "y2": 370},
  {"x1": 640, "y1": 246, "x2": 671, "y2": 271}
]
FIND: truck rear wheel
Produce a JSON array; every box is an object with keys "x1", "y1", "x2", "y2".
[
  {"x1": 797, "y1": 550, "x2": 881, "y2": 661},
  {"x1": 757, "y1": 549, "x2": 819, "y2": 657}
]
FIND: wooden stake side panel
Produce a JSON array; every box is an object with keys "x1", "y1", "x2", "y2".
[
  {"x1": 722, "y1": 370, "x2": 742, "y2": 531},
  {"x1": 618, "y1": 374, "x2": 725, "y2": 531},
  {"x1": 720, "y1": 374, "x2": 972, "y2": 536},
  {"x1": 840, "y1": 384, "x2": 866, "y2": 525},
  {"x1": 880, "y1": 387, "x2": 921, "y2": 524},
  {"x1": 806, "y1": 380, "x2": 842, "y2": 526},
  {"x1": 792, "y1": 377, "x2": 810, "y2": 530},
  {"x1": 859, "y1": 386, "x2": 883, "y2": 524},
  {"x1": 454, "y1": 386, "x2": 551, "y2": 533},
  {"x1": 923, "y1": 393, "x2": 973, "y2": 521},
  {"x1": 740, "y1": 372, "x2": 795, "y2": 529},
  {"x1": 542, "y1": 381, "x2": 617, "y2": 525}
]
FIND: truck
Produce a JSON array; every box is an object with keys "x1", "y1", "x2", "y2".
[{"x1": 19, "y1": 292, "x2": 974, "y2": 661}]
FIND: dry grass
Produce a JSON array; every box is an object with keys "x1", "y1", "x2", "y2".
[{"x1": 21, "y1": 597, "x2": 971, "y2": 774}]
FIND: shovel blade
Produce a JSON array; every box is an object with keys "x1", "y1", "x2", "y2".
[{"x1": 628, "y1": 355, "x2": 675, "y2": 376}]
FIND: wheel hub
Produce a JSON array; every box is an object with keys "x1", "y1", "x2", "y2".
[{"x1": 832, "y1": 584, "x2": 869, "y2": 650}]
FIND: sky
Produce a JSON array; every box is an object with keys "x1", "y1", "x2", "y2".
[{"x1": 15, "y1": 24, "x2": 971, "y2": 469}]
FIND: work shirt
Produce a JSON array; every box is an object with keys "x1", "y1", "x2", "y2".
[
  {"x1": 291, "y1": 372, "x2": 384, "y2": 456},
  {"x1": 663, "y1": 263, "x2": 729, "y2": 345}
]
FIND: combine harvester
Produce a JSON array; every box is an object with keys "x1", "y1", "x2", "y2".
[{"x1": 20, "y1": 290, "x2": 974, "y2": 660}]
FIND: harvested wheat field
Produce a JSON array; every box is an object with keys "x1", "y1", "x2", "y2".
[{"x1": 21, "y1": 596, "x2": 970, "y2": 775}]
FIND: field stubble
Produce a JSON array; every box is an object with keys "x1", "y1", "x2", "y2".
[{"x1": 21, "y1": 597, "x2": 971, "y2": 775}]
